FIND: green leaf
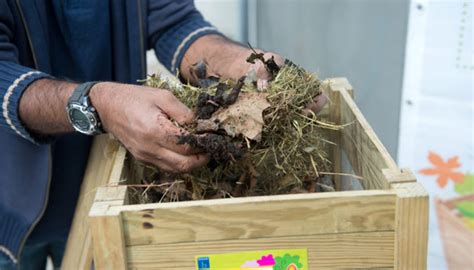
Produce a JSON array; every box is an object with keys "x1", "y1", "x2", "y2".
[
  {"x1": 455, "y1": 174, "x2": 474, "y2": 195},
  {"x1": 273, "y1": 254, "x2": 303, "y2": 270},
  {"x1": 456, "y1": 201, "x2": 474, "y2": 219}
]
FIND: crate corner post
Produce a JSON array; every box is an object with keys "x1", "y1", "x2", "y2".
[
  {"x1": 62, "y1": 134, "x2": 126, "y2": 270},
  {"x1": 391, "y1": 180, "x2": 429, "y2": 269},
  {"x1": 322, "y1": 77, "x2": 353, "y2": 190},
  {"x1": 89, "y1": 185, "x2": 129, "y2": 270}
]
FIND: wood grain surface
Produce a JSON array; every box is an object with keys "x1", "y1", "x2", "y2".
[
  {"x1": 392, "y1": 182, "x2": 429, "y2": 269},
  {"x1": 337, "y1": 88, "x2": 398, "y2": 189},
  {"x1": 126, "y1": 231, "x2": 395, "y2": 269},
  {"x1": 62, "y1": 135, "x2": 125, "y2": 270},
  {"x1": 118, "y1": 191, "x2": 396, "y2": 246}
]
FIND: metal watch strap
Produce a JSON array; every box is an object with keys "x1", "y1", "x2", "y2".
[{"x1": 68, "y1": 81, "x2": 98, "y2": 103}]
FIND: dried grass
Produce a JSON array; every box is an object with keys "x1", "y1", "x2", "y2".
[{"x1": 131, "y1": 64, "x2": 342, "y2": 203}]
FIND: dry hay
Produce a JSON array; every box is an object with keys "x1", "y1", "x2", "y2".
[{"x1": 128, "y1": 58, "x2": 342, "y2": 204}]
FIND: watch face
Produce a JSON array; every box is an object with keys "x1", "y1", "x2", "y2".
[{"x1": 70, "y1": 108, "x2": 91, "y2": 131}]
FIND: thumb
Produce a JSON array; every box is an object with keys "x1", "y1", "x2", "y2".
[{"x1": 303, "y1": 93, "x2": 329, "y2": 115}]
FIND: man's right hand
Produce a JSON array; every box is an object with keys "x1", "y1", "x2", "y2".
[{"x1": 90, "y1": 82, "x2": 209, "y2": 172}]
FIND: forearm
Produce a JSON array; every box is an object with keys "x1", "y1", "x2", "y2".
[
  {"x1": 19, "y1": 78, "x2": 77, "y2": 135},
  {"x1": 180, "y1": 35, "x2": 256, "y2": 82}
]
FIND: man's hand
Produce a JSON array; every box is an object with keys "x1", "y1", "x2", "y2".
[
  {"x1": 19, "y1": 79, "x2": 208, "y2": 173},
  {"x1": 246, "y1": 52, "x2": 328, "y2": 114},
  {"x1": 180, "y1": 35, "x2": 327, "y2": 114},
  {"x1": 244, "y1": 51, "x2": 284, "y2": 90},
  {"x1": 90, "y1": 82, "x2": 209, "y2": 172}
]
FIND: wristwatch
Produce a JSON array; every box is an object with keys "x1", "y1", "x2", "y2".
[{"x1": 66, "y1": 81, "x2": 104, "y2": 135}]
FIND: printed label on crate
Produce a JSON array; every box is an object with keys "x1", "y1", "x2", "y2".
[{"x1": 195, "y1": 249, "x2": 308, "y2": 270}]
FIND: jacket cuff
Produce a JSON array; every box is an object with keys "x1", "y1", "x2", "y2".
[
  {"x1": 0, "y1": 61, "x2": 52, "y2": 144},
  {"x1": 154, "y1": 15, "x2": 222, "y2": 74}
]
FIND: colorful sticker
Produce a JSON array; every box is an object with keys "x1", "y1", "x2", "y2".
[{"x1": 195, "y1": 249, "x2": 308, "y2": 270}]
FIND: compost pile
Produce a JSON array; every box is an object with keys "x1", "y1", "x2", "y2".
[{"x1": 129, "y1": 53, "x2": 341, "y2": 203}]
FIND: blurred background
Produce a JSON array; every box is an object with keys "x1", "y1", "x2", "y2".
[{"x1": 148, "y1": 0, "x2": 473, "y2": 269}]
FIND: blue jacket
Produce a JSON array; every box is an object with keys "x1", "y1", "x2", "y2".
[{"x1": 0, "y1": 0, "x2": 219, "y2": 263}]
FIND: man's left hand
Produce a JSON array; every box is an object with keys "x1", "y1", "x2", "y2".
[
  {"x1": 244, "y1": 51, "x2": 328, "y2": 114},
  {"x1": 181, "y1": 35, "x2": 328, "y2": 114}
]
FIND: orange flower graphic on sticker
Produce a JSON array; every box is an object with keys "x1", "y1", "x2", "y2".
[
  {"x1": 419, "y1": 151, "x2": 464, "y2": 188},
  {"x1": 286, "y1": 264, "x2": 298, "y2": 270}
]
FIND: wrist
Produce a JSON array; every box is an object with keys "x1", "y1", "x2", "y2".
[{"x1": 89, "y1": 81, "x2": 113, "y2": 132}]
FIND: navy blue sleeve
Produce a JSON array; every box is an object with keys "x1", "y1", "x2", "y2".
[
  {"x1": 0, "y1": 1, "x2": 52, "y2": 144},
  {"x1": 0, "y1": 0, "x2": 19, "y2": 63},
  {"x1": 147, "y1": 0, "x2": 222, "y2": 74}
]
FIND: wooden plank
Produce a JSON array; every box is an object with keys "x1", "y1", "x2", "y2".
[
  {"x1": 383, "y1": 168, "x2": 416, "y2": 184},
  {"x1": 117, "y1": 191, "x2": 396, "y2": 246},
  {"x1": 62, "y1": 135, "x2": 125, "y2": 270},
  {"x1": 127, "y1": 231, "x2": 395, "y2": 269},
  {"x1": 391, "y1": 182, "x2": 428, "y2": 269},
  {"x1": 89, "y1": 186, "x2": 129, "y2": 270},
  {"x1": 90, "y1": 213, "x2": 128, "y2": 270},
  {"x1": 109, "y1": 145, "x2": 127, "y2": 185},
  {"x1": 325, "y1": 77, "x2": 353, "y2": 96},
  {"x1": 337, "y1": 87, "x2": 398, "y2": 189},
  {"x1": 435, "y1": 196, "x2": 474, "y2": 269},
  {"x1": 323, "y1": 79, "x2": 344, "y2": 190},
  {"x1": 94, "y1": 186, "x2": 129, "y2": 202}
]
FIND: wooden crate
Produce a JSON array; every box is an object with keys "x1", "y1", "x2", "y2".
[
  {"x1": 62, "y1": 78, "x2": 428, "y2": 270},
  {"x1": 435, "y1": 195, "x2": 474, "y2": 269}
]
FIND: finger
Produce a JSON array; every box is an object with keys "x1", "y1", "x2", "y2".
[
  {"x1": 139, "y1": 158, "x2": 176, "y2": 172},
  {"x1": 305, "y1": 94, "x2": 329, "y2": 114},
  {"x1": 257, "y1": 79, "x2": 269, "y2": 90},
  {"x1": 153, "y1": 147, "x2": 209, "y2": 173},
  {"x1": 313, "y1": 94, "x2": 328, "y2": 113},
  {"x1": 153, "y1": 113, "x2": 204, "y2": 155},
  {"x1": 264, "y1": 52, "x2": 285, "y2": 67},
  {"x1": 155, "y1": 90, "x2": 194, "y2": 125},
  {"x1": 254, "y1": 53, "x2": 285, "y2": 82},
  {"x1": 253, "y1": 61, "x2": 272, "y2": 81}
]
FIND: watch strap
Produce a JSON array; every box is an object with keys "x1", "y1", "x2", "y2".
[
  {"x1": 68, "y1": 81, "x2": 98, "y2": 104},
  {"x1": 67, "y1": 81, "x2": 104, "y2": 134}
]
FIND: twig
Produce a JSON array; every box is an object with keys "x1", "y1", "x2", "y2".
[
  {"x1": 158, "y1": 181, "x2": 182, "y2": 203},
  {"x1": 316, "y1": 182, "x2": 336, "y2": 192},
  {"x1": 318, "y1": 171, "x2": 364, "y2": 180},
  {"x1": 107, "y1": 182, "x2": 183, "y2": 188}
]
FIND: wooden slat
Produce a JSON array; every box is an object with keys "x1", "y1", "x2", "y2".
[
  {"x1": 336, "y1": 86, "x2": 398, "y2": 189},
  {"x1": 62, "y1": 135, "x2": 125, "y2": 270},
  {"x1": 383, "y1": 168, "x2": 416, "y2": 184},
  {"x1": 94, "y1": 186, "x2": 129, "y2": 202},
  {"x1": 90, "y1": 213, "x2": 128, "y2": 270},
  {"x1": 109, "y1": 146, "x2": 127, "y2": 185},
  {"x1": 117, "y1": 191, "x2": 396, "y2": 246},
  {"x1": 323, "y1": 79, "x2": 344, "y2": 190},
  {"x1": 127, "y1": 231, "x2": 395, "y2": 269},
  {"x1": 392, "y1": 182, "x2": 428, "y2": 269},
  {"x1": 89, "y1": 186, "x2": 129, "y2": 270}
]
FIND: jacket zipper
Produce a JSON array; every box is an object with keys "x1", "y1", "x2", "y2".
[
  {"x1": 12, "y1": 1, "x2": 53, "y2": 269},
  {"x1": 15, "y1": 150, "x2": 52, "y2": 270},
  {"x1": 136, "y1": 0, "x2": 146, "y2": 78},
  {"x1": 14, "y1": 0, "x2": 39, "y2": 70}
]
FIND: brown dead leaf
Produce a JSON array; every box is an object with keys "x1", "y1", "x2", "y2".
[{"x1": 209, "y1": 92, "x2": 270, "y2": 141}]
